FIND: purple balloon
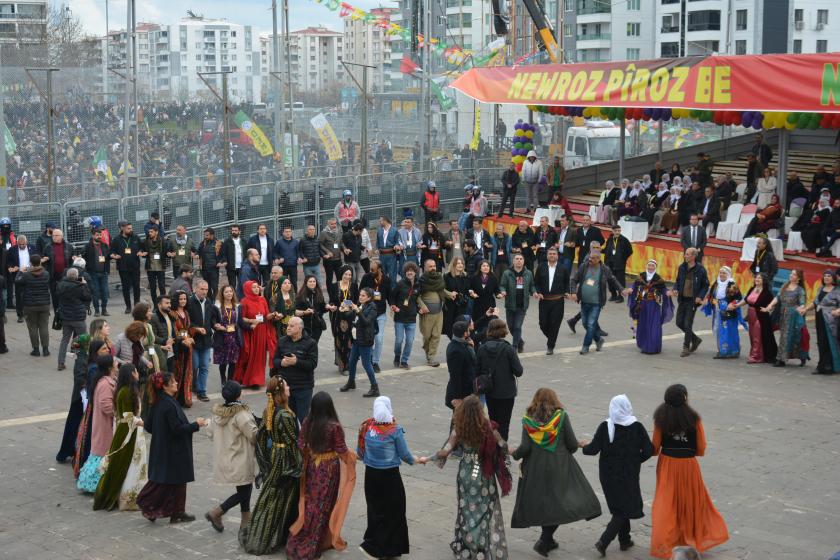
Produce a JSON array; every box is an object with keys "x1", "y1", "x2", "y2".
[
  {"x1": 661, "y1": 109, "x2": 671, "y2": 120},
  {"x1": 752, "y1": 116, "x2": 763, "y2": 129},
  {"x1": 643, "y1": 108, "x2": 653, "y2": 118},
  {"x1": 741, "y1": 113, "x2": 752, "y2": 127},
  {"x1": 514, "y1": 123, "x2": 523, "y2": 130},
  {"x1": 651, "y1": 108, "x2": 661, "y2": 120},
  {"x1": 519, "y1": 148, "x2": 529, "y2": 156}
]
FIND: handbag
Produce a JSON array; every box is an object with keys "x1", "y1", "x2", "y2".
[
  {"x1": 474, "y1": 359, "x2": 495, "y2": 395},
  {"x1": 52, "y1": 311, "x2": 63, "y2": 331}
]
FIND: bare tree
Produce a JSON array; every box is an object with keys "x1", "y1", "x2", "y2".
[{"x1": 46, "y1": 5, "x2": 88, "y2": 67}]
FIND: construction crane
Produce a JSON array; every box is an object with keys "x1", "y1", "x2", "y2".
[{"x1": 518, "y1": 0, "x2": 561, "y2": 63}]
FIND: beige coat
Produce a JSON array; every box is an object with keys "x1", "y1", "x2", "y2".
[{"x1": 207, "y1": 403, "x2": 258, "y2": 485}]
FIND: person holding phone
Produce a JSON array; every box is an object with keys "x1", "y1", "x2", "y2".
[
  {"x1": 327, "y1": 265, "x2": 359, "y2": 374},
  {"x1": 340, "y1": 287, "x2": 380, "y2": 397}
]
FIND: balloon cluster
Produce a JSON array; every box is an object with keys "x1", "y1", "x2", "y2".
[
  {"x1": 527, "y1": 104, "x2": 840, "y2": 130},
  {"x1": 510, "y1": 120, "x2": 536, "y2": 172}
]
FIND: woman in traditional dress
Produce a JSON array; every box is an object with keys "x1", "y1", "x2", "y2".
[
  {"x1": 420, "y1": 221, "x2": 445, "y2": 271},
  {"x1": 295, "y1": 275, "x2": 328, "y2": 342},
  {"x1": 239, "y1": 375, "x2": 302, "y2": 555},
  {"x1": 73, "y1": 339, "x2": 113, "y2": 478},
  {"x1": 659, "y1": 186, "x2": 683, "y2": 234},
  {"x1": 650, "y1": 384, "x2": 728, "y2": 558},
  {"x1": 235, "y1": 280, "x2": 273, "y2": 389},
  {"x1": 511, "y1": 388, "x2": 602, "y2": 556},
  {"x1": 273, "y1": 277, "x2": 296, "y2": 339},
  {"x1": 133, "y1": 302, "x2": 165, "y2": 373},
  {"x1": 357, "y1": 396, "x2": 417, "y2": 559},
  {"x1": 170, "y1": 290, "x2": 195, "y2": 406},
  {"x1": 93, "y1": 363, "x2": 148, "y2": 511},
  {"x1": 327, "y1": 265, "x2": 359, "y2": 374},
  {"x1": 422, "y1": 395, "x2": 512, "y2": 560},
  {"x1": 56, "y1": 334, "x2": 90, "y2": 463},
  {"x1": 745, "y1": 195, "x2": 782, "y2": 237},
  {"x1": 286, "y1": 391, "x2": 356, "y2": 560},
  {"x1": 703, "y1": 266, "x2": 744, "y2": 359},
  {"x1": 136, "y1": 372, "x2": 209, "y2": 523},
  {"x1": 205, "y1": 381, "x2": 259, "y2": 536},
  {"x1": 763, "y1": 268, "x2": 810, "y2": 367},
  {"x1": 212, "y1": 285, "x2": 241, "y2": 386},
  {"x1": 735, "y1": 273, "x2": 777, "y2": 364},
  {"x1": 582, "y1": 395, "x2": 653, "y2": 557},
  {"x1": 803, "y1": 270, "x2": 840, "y2": 375},
  {"x1": 77, "y1": 354, "x2": 118, "y2": 493},
  {"x1": 625, "y1": 260, "x2": 673, "y2": 354},
  {"x1": 113, "y1": 320, "x2": 154, "y2": 377},
  {"x1": 443, "y1": 257, "x2": 470, "y2": 339},
  {"x1": 468, "y1": 260, "x2": 500, "y2": 320}
]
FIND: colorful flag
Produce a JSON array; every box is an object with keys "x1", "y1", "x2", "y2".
[
  {"x1": 234, "y1": 111, "x2": 274, "y2": 157},
  {"x1": 92, "y1": 146, "x2": 108, "y2": 175},
  {"x1": 430, "y1": 81, "x2": 454, "y2": 112},
  {"x1": 2, "y1": 122, "x2": 16, "y2": 156},
  {"x1": 470, "y1": 108, "x2": 480, "y2": 151},
  {"x1": 310, "y1": 113, "x2": 343, "y2": 161}
]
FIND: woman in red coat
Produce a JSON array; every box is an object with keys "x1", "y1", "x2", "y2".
[{"x1": 234, "y1": 281, "x2": 272, "y2": 389}]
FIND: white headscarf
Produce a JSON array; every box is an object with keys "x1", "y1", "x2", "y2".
[
  {"x1": 373, "y1": 396, "x2": 393, "y2": 423},
  {"x1": 607, "y1": 395, "x2": 637, "y2": 443},
  {"x1": 715, "y1": 266, "x2": 733, "y2": 299},
  {"x1": 645, "y1": 260, "x2": 657, "y2": 282}
]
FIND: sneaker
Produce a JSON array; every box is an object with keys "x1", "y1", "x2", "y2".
[
  {"x1": 690, "y1": 337, "x2": 702, "y2": 353},
  {"x1": 427, "y1": 359, "x2": 440, "y2": 367},
  {"x1": 546, "y1": 348, "x2": 554, "y2": 356},
  {"x1": 94, "y1": 311, "x2": 101, "y2": 318},
  {"x1": 595, "y1": 338, "x2": 604, "y2": 352},
  {"x1": 680, "y1": 347, "x2": 691, "y2": 358},
  {"x1": 124, "y1": 307, "x2": 131, "y2": 314},
  {"x1": 16, "y1": 316, "x2": 23, "y2": 323},
  {"x1": 579, "y1": 346, "x2": 589, "y2": 355},
  {"x1": 170, "y1": 512, "x2": 196, "y2": 524},
  {"x1": 399, "y1": 363, "x2": 410, "y2": 370},
  {"x1": 57, "y1": 364, "x2": 66, "y2": 371},
  {"x1": 102, "y1": 310, "x2": 110, "y2": 316},
  {"x1": 372, "y1": 363, "x2": 381, "y2": 373},
  {"x1": 598, "y1": 329, "x2": 609, "y2": 337},
  {"x1": 197, "y1": 394, "x2": 209, "y2": 402},
  {"x1": 566, "y1": 318, "x2": 577, "y2": 334}
]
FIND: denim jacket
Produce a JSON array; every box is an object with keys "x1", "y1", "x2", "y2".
[{"x1": 358, "y1": 425, "x2": 415, "y2": 469}]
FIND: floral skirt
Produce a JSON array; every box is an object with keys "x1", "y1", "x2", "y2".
[
  {"x1": 451, "y1": 453, "x2": 508, "y2": 560},
  {"x1": 77, "y1": 454, "x2": 104, "y2": 493},
  {"x1": 285, "y1": 456, "x2": 340, "y2": 560}
]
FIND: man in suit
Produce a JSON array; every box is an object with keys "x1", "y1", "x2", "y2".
[
  {"x1": 575, "y1": 214, "x2": 605, "y2": 268},
  {"x1": 697, "y1": 186, "x2": 722, "y2": 234},
  {"x1": 603, "y1": 224, "x2": 633, "y2": 303},
  {"x1": 376, "y1": 215, "x2": 400, "y2": 281},
  {"x1": 533, "y1": 215, "x2": 558, "y2": 267},
  {"x1": 188, "y1": 280, "x2": 215, "y2": 402},
  {"x1": 221, "y1": 224, "x2": 247, "y2": 292},
  {"x1": 680, "y1": 214, "x2": 707, "y2": 262},
  {"x1": 246, "y1": 223, "x2": 274, "y2": 284},
  {"x1": 6, "y1": 234, "x2": 32, "y2": 322},
  {"x1": 468, "y1": 217, "x2": 493, "y2": 261},
  {"x1": 556, "y1": 215, "x2": 577, "y2": 274},
  {"x1": 534, "y1": 247, "x2": 570, "y2": 355}
]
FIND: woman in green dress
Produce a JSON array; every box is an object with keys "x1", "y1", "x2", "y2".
[
  {"x1": 239, "y1": 375, "x2": 302, "y2": 555},
  {"x1": 93, "y1": 363, "x2": 148, "y2": 511},
  {"x1": 423, "y1": 395, "x2": 512, "y2": 560},
  {"x1": 763, "y1": 268, "x2": 810, "y2": 367}
]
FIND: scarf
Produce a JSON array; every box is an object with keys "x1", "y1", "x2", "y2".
[
  {"x1": 479, "y1": 419, "x2": 512, "y2": 497},
  {"x1": 522, "y1": 409, "x2": 565, "y2": 451},
  {"x1": 174, "y1": 234, "x2": 188, "y2": 246},
  {"x1": 420, "y1": 270, "x2": 446, "y2": 294},
  {"x1": 645, "y1": 260, "x2": 657, "y2": 282},
  {"x1": 714, "y1": 277, "x2": 732, "y2": 300},
  {"x1": 607, "y1": 395, "x2": 637, "y2": 442},
  {"x1": 240, "y1": 280, "x2": 269, "y2": 319},
  {"x1": 357, "y1": 397, "x2": 397, "y2": 459}
]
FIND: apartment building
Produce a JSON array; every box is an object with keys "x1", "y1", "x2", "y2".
[
  {"x1": 343, "y1": 7, "x2": 397, "y2": 93},
  {"x1": 261, "y1": 26, "x2": 345, "y2": 99}
]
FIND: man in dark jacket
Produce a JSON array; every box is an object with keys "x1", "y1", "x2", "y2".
[
  {"x1": 197, "y1": 227, "x2": 223, "y2": 301},
  {"x1": 42, "y1": 229, "x2": 74, "y2": 311},
  {"x1": 55, "y1": 268, "x2": 91, "y2": 371},
  {"x1": 221, "y1": 224, "x2": 247, "y2": 292},
  {"x1": 341, "y1": 222, "x2": 364, "y2": 280},
  {"x1": 273, "y1": 226, "x2": 301, "y2": 292},
  {"x1": 569, "y1": 248, "x2": 623, "y2": 355},
  {"x1": 187, "y1": 280, "x2": 214, "y2": 402},
  {"x1": 510, "y1": 220, "x2": 536, "y2": 272},
  {"x1": 83, "y1": 228, "x2": 110, "y2": 316},
  {"x1": 35, "y1": 221, "x2": 56, "y2": 256},
  {"x1": 575, "y1": 215, "x2": 605, "y2": 268},
  {"x1": 150, "y1": 294, "x2": 176, "y2": 372},
  {"x1": 246, "y1": 223, "x2": 274, "y2": 284},
  {"x1": 498, "y1": 162, "x2": 521, "y2": 218},
  {"x1": 237, "y1": 249, "x2": 262, "y2": 299},
  {"x1": 533, "y1": 215, "x2": 558, "y2": 266},
  {"x1": 359, "y1": 261, "x2": 391, "y2": 373},
  {"x1": 299, "y1": 224, "x2": 322, "y2": 283},
  {"x1": 144, "y1": 212, "x2": 165, "y2": 238},
  {"x1": 668, "y1": 248, "x2": 709, "y2": 357},
  {"x1": 389, "y1": 261, "x2": 421, "y2": 369},
  {"x1": 110, "y1": 221, "x2": 142, "y2": 313},
  {"x1": 534, "y1": 247, "x2": 570, "y2": 355},
  {"x1": 16, "y1": 254, "x2": 52, "y2": 356},
  {"x1": 6, "y1": 233, "x2": 32, "y2": 322},
  {"x1": 680, "y1": 214, "x2": 707, "y2": 262},
  {"x1": 603, "y1": 225, "x2": 633, "y2": 303},
  {"x1": 0, "y1": 274, "x2": 6, "y2": 353},
  {"x1": 751, "y1": 132, "x2": 772, "y2": 168},
  {"x1": 273, "y1": 317, "x2": 319, "y2": 420},
  {"x1": 444, "y1": 321, "x2": 476, "y2": 409},
  {"x1": 698, "y1": 186, "x2": 721, "y2": 234}
]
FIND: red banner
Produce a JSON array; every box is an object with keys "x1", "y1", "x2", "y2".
[{"x1": 449, "y1": 53, "x2": 840, "y2": 113}]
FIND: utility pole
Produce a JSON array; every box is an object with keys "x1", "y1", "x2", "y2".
[
  {"x1": 271, "y1": 1, "x2": 284, "y2": 177},
  {"x1": 131, "y1": 0, "x2": 140, "y2": 192},
  {"x1": 341, "y1": 60, "x2": 375, "y2": 175},
  {"x1": 0, "y1": 57, "x2": 6, "y2": 198},
  {"x1": 198, "y1": 71, "x2": 234, "y2": 186},
  {"x1": 122, "y1": 0, "x2": 132, "y2": 196},
  {"x1": 25, "y1": 68, "x2": 59, "y2": 202},
  {"x1": 424, "y1": 0, "x2": 432, "y2": 170},
  {"x1": 282, "y1": 0, "x2": 297, "y2": 179}
]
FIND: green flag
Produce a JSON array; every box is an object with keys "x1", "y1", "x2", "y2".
[
  {"x1": 92, "y1": 146, "x2": 108, "y2": 174},
  {"x1": 430, "y1": 81, "x2": 454, "y2": 112},
  {"x1": 1, "y1": 121, "x2": 15, "y2": 156}
]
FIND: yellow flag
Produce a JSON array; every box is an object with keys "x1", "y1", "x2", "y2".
[
  {"x1": 470, "y1": 109, "x2": 481, "y2": 150},
  {"x1": 234, "y1": 111, "x2": 274, "y2": 157},
  {"x1": 310, "y1": 113, "x2": 343, "y2": 161}
]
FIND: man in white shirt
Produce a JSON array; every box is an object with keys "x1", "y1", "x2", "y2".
[
  {"x1": 7, "y1": 234, "x2": 31, "y2": 322},
  {"x1": 534, "y1": 247, "x2": 570, "y2": 355},
  {"x1": 247, "y1": 223, "x2": 274, "y2": 284},
  {"x1": 471, "y1": 217, "x2": 492, "y2": 260},
  {"x1": 222, "y1": 224, "x2": 247, "y2": 293}
]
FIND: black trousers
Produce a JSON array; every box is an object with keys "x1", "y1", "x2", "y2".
[
  {"x1": 4, "y1": 272, "x2": 14, "y2": 307},
  {"x1": 676, "y1": 296, "x2": 700, "y2": 349},
  {"x1": 57, "y1": 398, "x2": 83, "y2": 461},
  {"x1": 226, "y1": 268, "x2": 239, "y2": 291},
  {"x1": 599, "y1": 514, "x2": 631, "y2": 547},
  {"x1": 219, "y1": 483, "x2": 253, "y2": 513},
  {"x1": 49, "y1": 279, "x2": 59, "y2": 311},
  {"x1": 324, "y1": 259, "x2": 342, "y2": 286},
  {"x1": 15, "y1": 283, "x2": 24, "y2": 317},
  {"x1": 498, "y1": 187, "x2": 517, "y2": 216},
  {"x1": 539, "y1": 299, "x2": 565, "y2": 349},
  {"x1": 282, "y1": 266, "x2": 298, "y2": 293},
  {"x1": 258, "y1": 264, "x2": 271, "y2": 285},
  {"x1": 147, "y1": 271, "x2": 166, "y2": 305},
  {"x1": 202, "y1": 268, "x2": 220, "y2": 301},
  {"x1": 118, "y1": 269, "x2": 141, "y2": 309},
  {"x1": 609, "y1": 265, "x2": 626, "y2": 297},
  {"x1": 485, "y1": 396, "x2": 515, "y2": 442},
  {"x1": 541, "y1": 524, "x2": 559, "y2": 542},
  {"x1": 219, "y1": 363, "x2": 235, "y2": 386}
]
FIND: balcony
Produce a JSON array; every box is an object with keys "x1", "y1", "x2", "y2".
[
  {"x1": 687, "y1": 22, "x2": 720, "y2": 31},
  {"x1": 577, "y1": 33, "x2": 611, "y2": 40},
  {"x1": 661, "y1": 26, "x2": 679, "y2": 33},
  {"x1": 577, "y1": 3, "x2": 610, "y2": 15}
]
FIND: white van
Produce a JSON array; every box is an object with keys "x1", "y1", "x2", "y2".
[{"x1": 564, "y1": 120, "x2": 632, "y2": 168}]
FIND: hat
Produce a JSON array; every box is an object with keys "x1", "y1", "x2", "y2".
[
  {"x1": 221, "y1": 380, "x2": 242, "y2": 403},
  {"x1": 117, "y1": 220, "x2": 129, "y2": 228},
  {"x1": 527, "y1": 150, "x2": 537, "y2": 158},
  {"x1": 472, "y1": 184, "x2": 482, "y2": 191},
  {"x1": 45, "y1": 221, "x2": 57, "y2": 229},
  {"x1": 452, "y1": 321, "x2": 469, "y2": 339},
  {"x1": 464, "y1": 185, "x2": 473, "y2": 191}
]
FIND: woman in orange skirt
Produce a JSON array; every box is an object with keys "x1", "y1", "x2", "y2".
[{"x1": 650, "y1": 384, "x2": 728, "y2": 558}]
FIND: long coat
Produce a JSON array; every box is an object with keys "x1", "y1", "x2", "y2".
[
  {"x1": 582, "y1": 420, "x2": 653, "y2": 519},
  {"x1": 208, "y1": 402, "x2": 258, "y2": 486},
  {"x1": 511, "y1": 412, "x2": 602, "y2": 527},
  {"x1": 145, "y1": 393, "x2": 200, "y2": 485}
]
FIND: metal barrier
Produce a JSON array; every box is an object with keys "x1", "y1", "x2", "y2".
[
  {"x1": 63, "y1": 198, "x2": 122, "y2": 247},
  {"x1": 162, "y1": 189, "x2": 203, "y2": 236},
  {"x1": 0, "y1": 202, "x2": 62, "y2": 241},
  {"x1": 236, "y1": 182, "x2": 277, "y2": 236},
  {"x1": 201, "y1": 186, "x2": 238, "y2": 233},
  {"x1": 121, "y1": 193, "x2": 164, "y2": 236}
]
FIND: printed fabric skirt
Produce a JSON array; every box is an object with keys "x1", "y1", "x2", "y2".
[
  {"x1": 451, "y1": 452, "x2": 508, "y2": 560},
  {"x1": 76, "y1": 454, "x2": 104, "y2": 493},
  {"x1": 361, "y1": 466, "x2": 409, "y2": 558},
  {"x1": 136, "y1": 482, "x2": 187, "y2": 520},
  {"x1": 285, "y1": 455, "x2": 341, "y2": 560}
]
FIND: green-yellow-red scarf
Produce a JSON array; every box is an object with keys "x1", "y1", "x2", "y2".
[{"x1": 522, "y1": 409, "x2": 565, "y2": 451}]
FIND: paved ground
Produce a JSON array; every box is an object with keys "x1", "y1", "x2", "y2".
[{"x1": 0, "y1": 287, "x2": 838, "y2": 560}]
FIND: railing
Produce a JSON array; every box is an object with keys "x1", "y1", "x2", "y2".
[
  {"x1": 577, "y1": 5, "x2": 611, "y2": 15},
  {"x1": 577, "y1": 33, "x2": 611, "y2": 40}
]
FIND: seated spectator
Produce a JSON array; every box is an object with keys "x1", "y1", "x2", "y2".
[
  {"x1": 755, "y1": 167, "x2": 777, "y2": 209},
  {"x1": 698, "y1": 186, "x2": 721, "y2": 232},
  {"x1": 744, "y1": 194, "x2": 783, "y2": 238},
  {"x1": 547, "y1": 191, "x2": 572, "y2": 217},
  {"x1": 659, "y1": 187, "x2": 684, "y2": 234},
  {"x1": 818, "y1": 198, "x2": 840, "y2": 256}
]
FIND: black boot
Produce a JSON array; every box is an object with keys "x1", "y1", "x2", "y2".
[
  {"x1": 363, "y1": 384, "x2": 380, "y2": 398},
  {"x1": 339, "y1": 381, "x2": 356, "y2": 392}
]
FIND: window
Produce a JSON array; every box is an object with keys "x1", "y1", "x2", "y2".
[
  {"x1": 564, "y1": 0, "x2": 572, "y2": 10},
  {"x1": 736, "y1": 9, "x2": 747, "y2": 30},
  {"x1": 564, "y1": 24, "x2": 572, "y2": 37},
  {"x1": 735, "y1": 40, "x2": 746, "y2": 55},
  {"x1": 818, "y1": 10, "x2": 828, "y2": 25},
  {"x1": 661, "y1": 42, "x2": 679, "y2": 57},
  {"x1": 626, "y1": 0, "x2": 639, "y2": 10},
  {"x1": 195, "y1": 54, "x2": 202, "y2": 61},
  {"x1": 203, "y1": 30, "x2": 215, "y2": 38},
  {"x1": 794, "y1": 9, "x2": 803, "y2": 22},
  {"x1": 627, "y1": 22, "x2": 640, "y2": 36},
  {"x1": 662, "y1": 14, "x2": 678, "y2": 32},
  {"x1": 817, "y1": 40, "x2": 828, "y2": 53},
  {"x1": 793, "y1": 39, "x2": 802, "y2": 53},
  {"x1": 231, "y1": 31, "x2": 237, "y2": 37},
  {"x1": 626, "y1": 48, "x2": 640, "y2": 60},
  {"x1": 687, "y1": 10, "x2": 721, "y2": 31}
]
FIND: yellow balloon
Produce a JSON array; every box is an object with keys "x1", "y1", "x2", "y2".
[
  {"x1": 785, "y1": 120, "x2": 796, "y2": 130},
  {"x1": 524, "y1": 130, "x2": 534, "y2": 139}
]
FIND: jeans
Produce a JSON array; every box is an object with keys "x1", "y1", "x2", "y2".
[
  {"x1": 24, "y1": 304, "x2": 51, "y2": 351},
  {"x1": 89, "y1": 272, "x2": 109, "y2": 312},
  {"x1": 676, "y1": 297, "x2": 700, "y2": 348},
  {"x1": 302, "y1": 263, "x2": 321, "y2": 284},
  {"x1": 458, "y1": 212, "x2": 471, "y2": 233},
  {"x1": 192, "y1": 346, "x2": 212, "y2": 395},
  {"x1": 558, "y1": 256, "x2": 573, "y2": 275},
  {"x1": 118, "y1": 269, "x2": 141, "y2": 309},
  {"x1": 485, "y1": 396, "x2": 515, "y2": 441},
  {"x1": 220, "y1": 483, "x2": 253, "y2": 514},
  {"x1": 379, "y1": 254, "x2": 398, "y2": 281},
  {"x1": 348, "y1": 343, "x2": 377, "y2": 386},
  {"x1": 372, "y1": 313, "x2": 386, "y2": 365},
  {"x1": 58, "y1": 320, "x2": 87, "y2": 366},
  {"x1": 599, "y1": 514, "x2": 631, "y2": 548},
  {"x1": 580, "y1": 302, "x2": 603, "y2": 348},
  {"x1": 505, "y1": 308, "x2": 527, "y2": 349},
  {"x1": 147, "y1": 271, "x2": 166, "y2": 305},
  {"x1": 393, "y1": 321, "x2": 416, "y2": 364},
  {"x1": 289, "y1": 388, "x2": 313, "y2": 421}
]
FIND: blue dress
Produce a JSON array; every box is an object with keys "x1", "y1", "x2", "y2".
[
  {"x1": 628, "y1": 274, "x2": 673, "y2": 354},
  {"x1": 703, "y1": 281, "x2": 745, "y2": 358}
]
